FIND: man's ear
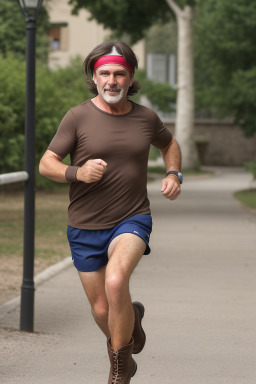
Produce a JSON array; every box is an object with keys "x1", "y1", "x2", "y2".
[
  {"x1": 129, "y1": 73, "x2": 134, "y2": 87},
  {"x1": 93, "y1": 71, "x2": 97, "y2": 85}
]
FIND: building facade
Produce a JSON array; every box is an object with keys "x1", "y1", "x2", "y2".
[{"x1": 47, "y1": 0, "x2": 145, "y2": 69}]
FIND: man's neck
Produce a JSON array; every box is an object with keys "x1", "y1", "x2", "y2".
[{"x1": 91, "y1": 96, "x2": 132, "y2": 115}]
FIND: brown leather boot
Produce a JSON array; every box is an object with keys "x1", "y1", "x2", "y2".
[
  {"x1": 132, "y1": 301, "x2": 146, "y2": 354},
  {"x1": 107, "y1": 338, "x2": 137, "y2": 384}
]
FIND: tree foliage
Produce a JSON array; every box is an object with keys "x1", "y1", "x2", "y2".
[
  {"x1": 69, "y1": 0, "x2": 195, "y2": 44},
  {"x1": 194, "y1": 0, "x2": 256, "y2": 136},
  {"x1": 69, "y1": 0, "x2": 173, "y2": 43},
  {"x1": 0, "y1": 0, "x2": 50, "y2": 63},
  {"x1": 146, "y1": 21, "x2": 177, "y2": 54}
]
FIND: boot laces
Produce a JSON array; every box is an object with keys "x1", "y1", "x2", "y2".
[{"x1": 112, "y1": 351, "x2": 125, "y2": 384}]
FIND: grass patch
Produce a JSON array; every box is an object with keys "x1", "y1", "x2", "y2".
[
  {"x1": 0, "y1": 188, "x2": 70, "y2": 268},
  {"x1": 244, "y1": 161, "x2": 256, "y2": 180},
  {"x1": 0, "y1": 187, "x2": 71, "y2": 305},
  {"x1": 234, "y1": 189, "x2": 256, "y2": 209}
]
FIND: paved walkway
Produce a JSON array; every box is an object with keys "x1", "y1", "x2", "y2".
[{"x1": 1, "y1": 167, "x2": 256, "y2": 384}]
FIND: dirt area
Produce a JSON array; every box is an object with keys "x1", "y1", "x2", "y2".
[
  {"x1": 0, "y1": 255, "x2": 58, "y2": 306},
  {"x1": 0, "y1": 188, "x2": 70, "y2": 306}
]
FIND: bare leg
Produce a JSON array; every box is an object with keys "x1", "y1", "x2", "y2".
[
  {"x1": 106, "y1": 233, "x2": 146, "y2": 351},
  {"x1": 78, "y1": 266, "x2": 110, "y2": 338}
]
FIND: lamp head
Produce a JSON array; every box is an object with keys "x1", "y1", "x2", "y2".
[{"x1": 18, "y1": 0, "x2": 44, "y2": 21}]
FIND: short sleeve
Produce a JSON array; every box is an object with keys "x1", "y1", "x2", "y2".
[
  {"x1": 48, "y1": 109, "x2": 77, "y2": 158},
  {"x1": 151, "y1": 112, "x2": 173, "y2": 149}
]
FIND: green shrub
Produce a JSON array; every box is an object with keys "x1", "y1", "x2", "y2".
[
  {"x1": 0, "y1": 56, "x2": 26, "y2": 173},
  {"x1": 132, "y1": 69, "x2": 176, "y2": 112},
  {"x1": 244, "y1": 161, "x2": 256, "y2": 180}
]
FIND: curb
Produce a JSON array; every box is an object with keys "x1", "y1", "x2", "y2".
[{"x1": 0, "y1": 257, "x2": 72, "y2": 320}]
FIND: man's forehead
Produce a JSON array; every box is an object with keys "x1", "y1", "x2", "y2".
[{"x1": 96, "y1": 64, "x2": 130, "y2": 73}]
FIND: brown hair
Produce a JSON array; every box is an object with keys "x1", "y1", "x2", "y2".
[{"x1": 83, "y1": 41, "x2": 140, "y2": 97}]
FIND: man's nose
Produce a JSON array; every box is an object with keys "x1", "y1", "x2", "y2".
[{"x1": 107, "y1": 74, "x2": 116, "y2": 85}]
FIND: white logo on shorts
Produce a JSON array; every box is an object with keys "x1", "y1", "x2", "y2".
[{"x1": 133, "y1": 231, "x2": 139, "y2": 235}]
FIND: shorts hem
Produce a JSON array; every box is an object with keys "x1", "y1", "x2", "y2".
[{"x1": 73, "y1": 259, "x2": 108, "y2": 273}]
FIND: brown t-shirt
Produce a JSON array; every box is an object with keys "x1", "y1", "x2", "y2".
[{"x1": 48, "y1": 100, "x2": 172, "y2": 229}]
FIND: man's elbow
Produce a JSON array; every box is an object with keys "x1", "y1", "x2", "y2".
[{"x1": 39, "y1": 158, "x2": 47, "y2": 177}]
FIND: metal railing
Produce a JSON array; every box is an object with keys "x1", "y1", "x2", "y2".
[{"x1": 0, "y1": 171, "x2": 29, "y2": 185}]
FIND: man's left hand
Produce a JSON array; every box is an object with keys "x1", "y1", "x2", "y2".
[{"x1": 161, "y1": 175, "x2": 181, "y2": 200}]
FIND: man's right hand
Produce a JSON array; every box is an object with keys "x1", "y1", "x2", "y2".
[{"x1": 76, "y1": 159, "x2": 107, "y2": 183}]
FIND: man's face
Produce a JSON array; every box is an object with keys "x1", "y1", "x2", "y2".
[{"x1": 93, "y1": 64, "x2": 134, "y2": 104}]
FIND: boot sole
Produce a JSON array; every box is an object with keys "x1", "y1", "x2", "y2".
[
  {"x1": 132, "y1": 360, "x2": 137, "y2": 377},
  {"x1": 132, "y1": 301, "x2": 146, "y2": 354}
]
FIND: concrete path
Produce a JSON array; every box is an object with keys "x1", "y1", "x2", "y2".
[{"x1": 1, "y1": 167, "x2": 256, "y2": 384}]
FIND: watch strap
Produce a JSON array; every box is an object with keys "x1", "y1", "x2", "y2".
[
  {"x1": 166, "y1": 170, "x2": 183, "y2": 184},
  {"x1": 166, "y1": 170, "x2": 179, "y2": 178}
]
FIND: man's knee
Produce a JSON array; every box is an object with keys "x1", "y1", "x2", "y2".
[
  {"x1": 105, "y1": 271, "x2": 128, "y2": 303},
  {"x1": 91, "y1": 301, "x2": 109, "y2": 323}
]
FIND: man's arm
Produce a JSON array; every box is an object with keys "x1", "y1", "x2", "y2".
[
  {"x1": 159, "y1": 137, "x2": 182, "y2": 201},
  {"x1": 39, "y1": 150, "x2": 107, "y2": 183},
  {"x1": 39, "y1": 150, "x2": 68, "y2": 183}
]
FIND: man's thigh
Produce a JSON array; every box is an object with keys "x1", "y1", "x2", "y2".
[
  {"x1": 107, "y1": 233, "x2": 146, "y2": 277},
  {"x1": 78, "y1": 266, "x2": 107, "y2": 306}
]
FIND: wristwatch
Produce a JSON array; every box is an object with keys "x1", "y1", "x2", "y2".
[{"x1": 166, "y1": 170, "x2": 183, "y2": 184}]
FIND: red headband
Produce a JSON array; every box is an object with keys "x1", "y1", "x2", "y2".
[{"x1": 94, "y1": 55, "x2": 134, "y2": 74}]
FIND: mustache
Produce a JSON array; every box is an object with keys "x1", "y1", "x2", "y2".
[{"x1": 104, "y1": 86, "x2": 122, "y2": 91}]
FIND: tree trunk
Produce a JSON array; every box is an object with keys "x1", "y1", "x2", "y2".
[{"x1": 166, "y1": 1, "x2": 198, "y2": 169}]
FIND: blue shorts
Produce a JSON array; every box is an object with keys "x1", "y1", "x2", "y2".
[{"x1": 67, "y1": 214, "x2": 152, "y2": 272}]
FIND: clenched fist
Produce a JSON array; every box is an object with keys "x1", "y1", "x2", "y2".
[
  {"x1": 76, "y1": 159, "x2": 107, "y2": 183},
  {"x1": 161, "y1": 174, "x2": 181, "y2": 200}
]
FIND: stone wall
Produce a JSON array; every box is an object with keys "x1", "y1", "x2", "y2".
[{"x1": 165, "y1": 119, "x2": 256, "y2": 166}]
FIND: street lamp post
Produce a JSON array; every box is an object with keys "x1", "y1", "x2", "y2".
[{"x1": 18, "y1": 0, "x2": 44, "y2": 332}]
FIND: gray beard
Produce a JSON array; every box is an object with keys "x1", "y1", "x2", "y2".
[{"x1": 99, "y1": 87, "x2": 125, "y2": 104}]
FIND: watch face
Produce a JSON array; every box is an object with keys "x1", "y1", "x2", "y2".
[{"x1": 178, "y1": 172, "x2": 183, "y2": 184}]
